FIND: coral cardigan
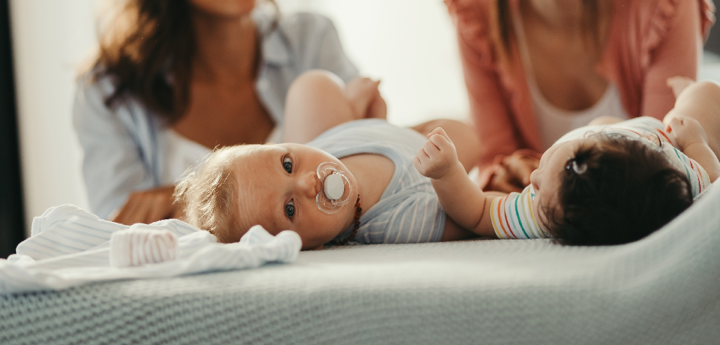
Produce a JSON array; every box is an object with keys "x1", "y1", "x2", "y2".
[{"x1": 446, "y1": 0, "x2": 715, "y2": 188}]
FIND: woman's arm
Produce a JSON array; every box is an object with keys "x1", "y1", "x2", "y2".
[
  {"x1": 456, "y1": 29, "x2": 522, "y2": 172},
  {"x1": 73, "y1": 74, "x2": 170, "y2": 222},
  {"x1": 111, "y1": 186, "x2": 178, "y2": 225},
  {"x1": 448, "y1": 0, "x2": 539, "y2": 192},
  {"x1": 640, "y1": 0, "x2": 707, "y2": 120},
  {"x1": 459, "y1": 41, "x2": 539, "y2": 192}
]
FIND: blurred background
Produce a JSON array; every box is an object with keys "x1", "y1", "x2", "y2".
[{"x1": 1, "y1": 0, "x2": 720, "y2": 258}]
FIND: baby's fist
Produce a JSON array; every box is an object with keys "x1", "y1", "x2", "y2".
[
  {"x1": 666, "y1": 115, "x2": 707, "y2": 151},
  {"x1": 413, "y1": 127, "x2": 460, "y2": 179}
]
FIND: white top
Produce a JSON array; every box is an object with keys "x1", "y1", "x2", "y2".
[
  {"x1": 530, "y1": 81, "x2": 629, "y2": 149},
  {"x1": 161, "y1": 130, "x2": 212, "y2": 185},
  {"x1": 162, "y1": 125, "x2": 284, "y2": 185},
  {"x1": 512, "y1": 12, "x2": 629, "y2": 149}
]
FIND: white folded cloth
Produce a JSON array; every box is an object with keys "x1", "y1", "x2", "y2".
[{"x1": 0, "y1": 205, "x2": 301, "y2": 294}]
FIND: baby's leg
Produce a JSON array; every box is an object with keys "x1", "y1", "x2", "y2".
[
  {"x1": 663, "y1": 80, "x2": 720, "y2": 157},
  {"x1": 412, "y1": 119, "x2": 481, "y2": 172},
  {"x1": 284, "y1": 70, "x2": 356, "y2": 144}
]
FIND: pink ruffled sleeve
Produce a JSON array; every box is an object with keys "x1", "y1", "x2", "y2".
[{"x1": 639, "y1": 0, "x2": 715, "y2": 120}]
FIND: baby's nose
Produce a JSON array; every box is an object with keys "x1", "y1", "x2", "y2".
[{"x1": 299, "y1": 171, "x2": 321, "y2": 198}]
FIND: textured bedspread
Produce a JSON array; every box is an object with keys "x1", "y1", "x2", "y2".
[{"x1": 1, "y1": 182, "x2": 719, "y2": 344}]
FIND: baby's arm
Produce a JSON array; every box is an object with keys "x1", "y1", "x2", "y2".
[
  {"x1": 667, "y1": 116, "x2": 720, "y2": 182},
  {"x1": 664, "y1": 79, "x2": 720, "y2": 159},
  {"x1": 414, "y1": 127, "x2": 497, "y2": 238}
]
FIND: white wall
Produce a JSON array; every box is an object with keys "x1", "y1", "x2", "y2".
[
  {"x1": 10, "y1": 0, "x2": 469, "y2": 235},
  {"x1": 278, "y1": 0, "x2": 469, "y2": 126},
  {"x1": 10, "y1": 0, "x2": 102, "y2": 235}
]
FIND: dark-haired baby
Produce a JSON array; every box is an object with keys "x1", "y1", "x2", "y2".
[{"x1": 415, "y1": 80, "x2": 720, "y2": 246}]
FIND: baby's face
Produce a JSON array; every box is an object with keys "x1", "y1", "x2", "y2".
[
  {"x1": 230, "y1": 143, "x2": 358, "y2": 250},
  {"x1": 529, "y1": 138, "x2": 587, "y2": 225}
]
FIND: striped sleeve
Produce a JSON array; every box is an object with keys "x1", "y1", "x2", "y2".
[{"x1": 490, "y1": 186, "x2": 550, "y2": 239}]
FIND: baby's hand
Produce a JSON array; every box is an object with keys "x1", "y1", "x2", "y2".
[
  {"x1": 414, "y1": 127, "x2": 460, "y2": 179},
  {"x1": 666, "y1": 115, "x2": 708, "y2": 151}
]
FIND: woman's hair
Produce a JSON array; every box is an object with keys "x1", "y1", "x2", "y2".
[
  {"x1": 541, "y1": 134, "x2": 694, "y2": 246},
  {"x1": 174, "y1": 146, "x2": 243, "y2": 243},
  {"x1": 93, "y1": 0, "x2": 277, "y2": 123},
  {"x1": 94, "y1": 0, "x2": 194, "y2": 123},
  {"x1": 492, "y1": 0, "x2": 607, "y2": 66}
]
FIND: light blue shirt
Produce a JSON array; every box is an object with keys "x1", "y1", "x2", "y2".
[
  {"x1": 73, "y1": 10, "x2": 359, "y2": 219},
  {"x1": 308, "y1": 120, "x2": 447, "y2": 244}
]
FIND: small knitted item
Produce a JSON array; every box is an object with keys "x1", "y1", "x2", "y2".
[{"x1": 110, "y1": 226, "x2": 178, "y2": 268}]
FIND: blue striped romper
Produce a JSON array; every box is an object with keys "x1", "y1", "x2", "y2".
[{"x1": 307, "y1": 119, "x2": 446, "y2": 244}]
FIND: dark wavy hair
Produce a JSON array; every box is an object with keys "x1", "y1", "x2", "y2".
[
  {"x1": 541, "y1": 133, "x2": 694, "y2": 246},
  {"x1": 93, "y1": 0, "x2": 276, "y2": 123}
]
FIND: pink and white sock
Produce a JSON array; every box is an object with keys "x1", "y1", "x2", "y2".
[{"x1": 110, "y1": 226, "x2": 178, "y2": 268}]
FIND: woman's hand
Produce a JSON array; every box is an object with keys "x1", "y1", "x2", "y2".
[
  {"x1": 487, "y1": 150, "x2": 540, "y2": 193},
  {"x1": 112, "y1": 185, "x2": 177, "y2": 225},
  {"x1": 344, "y1": 77, "x2": 386, "y2": 120}
]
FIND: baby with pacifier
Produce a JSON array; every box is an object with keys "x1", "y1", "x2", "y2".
[{"x1": 174, "y1": 70, "x2": 482, "y2": 249}]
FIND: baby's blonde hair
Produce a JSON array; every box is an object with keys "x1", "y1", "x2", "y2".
[{"x1": 174, "y1": 146, "x2": 246, "y2": 243}]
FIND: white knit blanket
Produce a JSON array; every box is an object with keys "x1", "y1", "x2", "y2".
[{"x1": 1, "y1": 183, "x2": 718, "y2": 344}]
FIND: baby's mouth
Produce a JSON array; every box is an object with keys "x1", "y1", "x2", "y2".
[{"x1": 316, "y1": 162, "x2": 353, "y2": 214}]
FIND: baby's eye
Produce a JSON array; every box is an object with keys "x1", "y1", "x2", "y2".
[
  {"x1": 283, "y1": 157, "x2": 293, "y2": 173},
  {"x1": 285, "y1": 199, "x2": 295, "y2": 219}
]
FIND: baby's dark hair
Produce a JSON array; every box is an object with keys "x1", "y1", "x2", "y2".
[{"x1": 542, "y1": 133, "x2": 694, "y2": 246}]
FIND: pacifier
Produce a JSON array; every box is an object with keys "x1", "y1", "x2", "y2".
[{"x1": 316, "y1": 162, "x2": 354, "y2": 214}]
